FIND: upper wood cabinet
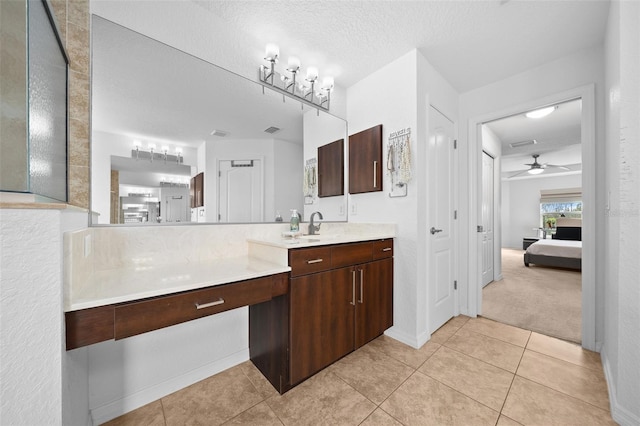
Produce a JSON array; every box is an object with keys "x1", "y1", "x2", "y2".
[
  {"x1": 349, "y1": 125, "x2": 383, "y2": 194},
  {"x1": 190, "y1": 172, "x2": 204, "y2": 208},
  {"x1": 317, "y1": 139, "x2": 344, "y2": 198}
]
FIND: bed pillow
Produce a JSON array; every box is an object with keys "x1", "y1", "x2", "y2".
[{"x1": 553, "y1": 226, "x2": 582, "y2": 241}]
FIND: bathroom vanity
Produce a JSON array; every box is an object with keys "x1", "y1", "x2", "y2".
[{"x1": 64, "y1": 227, "x2": 394, "y2": 394}]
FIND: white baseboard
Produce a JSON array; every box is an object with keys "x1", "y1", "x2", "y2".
[
  {"x1": 90, "y1": 349, "x2": 249, "y2": 425},
  {"x1": 384, "y1": 327, "x2": 430, "y2": 349},
  {"x1": 601, "y1": 350, "x2": 640, "y2": 426}
]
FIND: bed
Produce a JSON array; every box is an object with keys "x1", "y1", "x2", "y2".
[{"x1": 524, "y1": 218, "x2": 582, "y2": 270}]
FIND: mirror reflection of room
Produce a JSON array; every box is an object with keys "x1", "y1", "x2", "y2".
[{"x1": 91, "y1": 16, "x2": 347, "y2": 225}]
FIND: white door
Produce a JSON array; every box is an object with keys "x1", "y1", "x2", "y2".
[
  {"x1": 481, "y1": 151, "x2": 494, "y2": 287},
  {"x1": 163, "y1": 195, "x2": 188, "y2": 223},
  {"x1": 428, "y1": 106, "x2": 457, "y2": 333},
  {"x1": 218, "y1": 159, "x2": 264, "y2": 222}
]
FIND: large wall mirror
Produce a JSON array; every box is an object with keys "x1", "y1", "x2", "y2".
[{"x1": 91, "y1": 16, "x2": 347, "y2": 225}]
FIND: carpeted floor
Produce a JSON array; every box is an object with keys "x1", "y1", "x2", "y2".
[{"x1": 482, "y1": 248, "x2": 582, "y2": 343}]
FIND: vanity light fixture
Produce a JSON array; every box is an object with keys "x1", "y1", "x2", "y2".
[
  {"x1": 130, "y1": 141, "x2": 184, "y2": 164},
  {"x1": 259, "y1": 43, "x2": 334, "y2": 112},
  {"x1": 525, "y1": 106, "x2": 557, "y2": 119}
]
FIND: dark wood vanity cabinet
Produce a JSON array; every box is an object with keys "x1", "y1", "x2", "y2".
[
  {"x1": 275, "y1": 239, "x2": 394, "y2": 389},
  {"x1": 190, "y1": 172, "x2": 204, "y2": 208},
  {"x1": 349, "y1": 125, "x2": 383, "y2": 194},
  {"x1": 317, "y1": 138, "x2": 344, "y2": 198}
]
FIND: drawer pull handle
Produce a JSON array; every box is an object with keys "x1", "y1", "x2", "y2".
[
  {"x1": 307, "y1": 258, "x2": 324, "y2": 264},
  {"x1": 359, "y1": 269, "x2": 364, "y2": 303},
  {"x1": 373, "y1": 161, "x2": 378, "y2": 188},
  {"x1": 382, "y1": 247, "x2": 392, "y2": 252},
  {"x1": 351, "y1": 270, "x2": 356, "y2": 306},
  {"x1": 195, "y1": 298, "x2": 225, "y2": 310}
]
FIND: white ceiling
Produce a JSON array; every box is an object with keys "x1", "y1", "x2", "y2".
[
  {"x1": 484, "y1": 98, "x2": 582, "y2": 178},
  {"x1": 194, "y1": 0, "x2": 610, "y2": 92}
]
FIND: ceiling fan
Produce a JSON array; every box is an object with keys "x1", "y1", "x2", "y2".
[{"x1": 509, "y1": 154, "x2": 570, "y2": 178}]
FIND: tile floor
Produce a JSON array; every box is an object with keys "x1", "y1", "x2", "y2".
[{"x1": 104, "y1": 316, "x2": 616, "y2": 426}]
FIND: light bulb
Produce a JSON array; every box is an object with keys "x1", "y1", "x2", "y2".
[
  {"x1": 321, "y1": 76, "x2": 334, "y2": 91},
  {"x1": 265, "y1": 44, "x2": 279, "y2": 61},
  {"x1": 162, "y1": 145, "x2": 169, "y2": 154},
  {"x1": 306, "y1": 67, "x2": 318, "y2": 81},
  {"x1": 528, "y1": 168, "x2": 544, "y2": 175},
  {"x1": 287, "y1": 56, "x2": 300, "y2": 72}
]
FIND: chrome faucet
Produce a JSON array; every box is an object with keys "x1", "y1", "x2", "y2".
[{"x1": 308, "y1": 211, "x2": 323, "y2": 235}]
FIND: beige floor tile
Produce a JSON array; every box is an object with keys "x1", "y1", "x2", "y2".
[
  {"x1": 496, "y1": 415, "x2": 522, "y2": 426},
  {"x1": 330, "y1": 344, "x2": 414, "y2": 405},
  {"x1": 162, "y1": 366, "x2": 264, "y2": 425},
  {"x1": 503, "y1": 376, "x2": 616, "y2": 426},
  {"x1": 239, "y1": 361, "x2": 280, "y2": 399},
  {"x1": 266, "y1": 369, "x2": 376, "y2": 426},
  {"x1": 516, "y1": 350, "x2": 610, "y2": 410},
  {"x1": 419, "y1": 346, "x2": 514, "y2": 411},
  {"x1": 527, "y1": 332, "x2": 602, "y2": 371},
  {"x1": 223, "y1": 402, "x2": 283, "y2": 425},
  {"x1": 360, "y1": 409, "x2": 403, "y2": 425},
  {"x1": 380, "y1": 372, "x2": 499, "y2": 426},
  {"x1": 366, "y1": 334, "x2": 440, "y2": 368},
  {"x1": 462, "y1": 317, "x2": 531, "y2": 347},
  {"x1": 102, "y1": 400, "x2": 165, "y2": 426},
  {"x1": 444, "y1": 328, "x2": 524, "y2": 373},
  {"x1": 430, "y1": 316, "x2": 467, "y2": 344}
]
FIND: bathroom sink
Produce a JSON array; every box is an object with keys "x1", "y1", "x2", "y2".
[{"x1": 298, "y1": 234, "x2": 338, "y2": 241}]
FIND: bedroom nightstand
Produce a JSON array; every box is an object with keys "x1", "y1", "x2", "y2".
[{"x1": 523, "y1": 237, "x2": 539, "y2": 250}]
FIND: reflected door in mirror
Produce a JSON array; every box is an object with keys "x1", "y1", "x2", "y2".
[
  {"x1": 349, "y1": 125, "x2": 383, "y2": 194},
  {"x1": 318, "y1": 139, "x2": 344, "y2": 198}
]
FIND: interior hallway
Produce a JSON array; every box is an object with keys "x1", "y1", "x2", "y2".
[{"x1": 105, "y1": 316, "x2": 613, "y2": 425}]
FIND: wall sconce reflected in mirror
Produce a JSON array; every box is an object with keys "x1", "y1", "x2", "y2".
[{"x1": 131, "y1": 141, "x2": 184, "y2": 164}]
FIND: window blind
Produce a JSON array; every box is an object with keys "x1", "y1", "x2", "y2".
[{"x1": 540, "y1": 187, "x2": 582, "y2": 203}]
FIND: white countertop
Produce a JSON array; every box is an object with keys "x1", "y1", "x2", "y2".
[
  {"x1": 247, "y1": 233, "x2": 395, "y2": 249},
  {"x1": 66, "y1": 256, "x2": 290, "y2": 312}
]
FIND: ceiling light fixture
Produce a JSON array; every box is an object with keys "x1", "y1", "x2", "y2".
[
  {"x1": 527, "y1": 167, "x2": 544, "y2": 175},
  {"x1": 131, "y1": 141, "x2": 183, "y2": 165},
  {"x1": 259, "y1": 44, "x2": 334, "y2": 112},
  {"x1": 525, "y1": 106, "x2": 557, "y2": 119}
]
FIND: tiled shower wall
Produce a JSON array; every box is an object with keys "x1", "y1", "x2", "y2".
[{"x1": 50, "y1": 0, "x2": 90, "y2": 209}]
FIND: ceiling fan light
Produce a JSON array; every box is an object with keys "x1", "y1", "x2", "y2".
[
  {"x1": 525, "y1": 106, "x2": 557, "y2": 119},
  {"x1": 528, "y1": 167, "x2": 544, "y2": 175}
]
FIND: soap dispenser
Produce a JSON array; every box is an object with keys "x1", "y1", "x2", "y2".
[{"x1": 290, "y1": 209, "x2": 300, "y2": 232}]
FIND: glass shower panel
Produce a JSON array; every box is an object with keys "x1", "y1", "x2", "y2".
[{"x1": 28, "y1": 0, "x2": 67, "y2": 201}]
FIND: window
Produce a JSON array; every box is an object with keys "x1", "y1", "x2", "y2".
[{"x1": 540, "y1": 188, "x2": 582, "y2": 230}]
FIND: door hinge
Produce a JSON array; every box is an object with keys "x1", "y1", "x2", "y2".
[
  {"x1": 454, "y1": 280, "x2": 458, "y2": 290},
  {"x1": 453, "y1": 139, "x2": 457, "y2": 149},
  {"x1": 218, "y1": 214, "x2": 221, "y2": 220},
  {"x1": 454, "y1": 210, "x2": 457, "y2": 220},
  {"x1": 218, "y1": 171, "x2": 221, "y2": 177}
]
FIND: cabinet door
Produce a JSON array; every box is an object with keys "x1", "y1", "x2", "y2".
[
  {"x1": 317, "y1": 139, "x2": 344, "y2": 197},
  {"x1": 190, "y1": 176, "x2": 196, "y2": 208},
  {"x1": 349, "y1": 125, "x2": 383, "y2": 194},
  {"x1": 195, "y1": 172, "x2": 204, "y2": 207},
  {"x1": 290, "y1": 268, "x2": 354, "y2": 384},
  {"x1": 355, "y1": 258, "x2": 393, "y2": 348}
]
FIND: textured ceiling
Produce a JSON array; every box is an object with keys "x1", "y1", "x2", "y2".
[{"x1": 194, "y1": 0, "x2": 610, "y2": 91}]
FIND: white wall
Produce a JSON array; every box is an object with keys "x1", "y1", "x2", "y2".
[
  {"x1": 501, "y1": 174, "x2": 582, "y2": 249},
  {"x1": 274, "y1": 139, "x2": 304, "y2": 222},
  {"x1": 347, "y1": 49, "x2": 458, "y2": 347},
  {"x1": 0, "y1": 208, "x2": 89, "y2": 425},
  {"x1": 459, "y1": 46, "x2": 606, "y2": 344},
  {"x1": 302, "y1": 110, "x2": 348, "y2": 222},
  {"x1": 603, "y1": 1, "x2": 640, "y2": 424}
]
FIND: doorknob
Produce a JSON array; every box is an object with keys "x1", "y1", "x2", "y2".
[{"x1": 430, "y1": 227, "x2": 443, "y2": 235}]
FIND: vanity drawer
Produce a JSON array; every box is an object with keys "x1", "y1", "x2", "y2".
[
  {"x1": 331, "y1": 242, "x2": 373, "y2": 268},
  {"x1": 114, "y1": 276, "x2": 274, "y2": 339},
  {"x1": 289, "y1": 246, "x2": 332, "y2": 277},
  {"x1": 373, "y1": 239, "x2": 394, "y2": 259}
]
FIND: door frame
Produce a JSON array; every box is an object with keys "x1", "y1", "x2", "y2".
[{"x1": 466, "y1": 84, "x2": 597, "y2": 351}]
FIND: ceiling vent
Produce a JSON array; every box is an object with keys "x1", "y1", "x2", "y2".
[
  {"x1": 510, "y1": 139, "x2": 537, "y2": 148},
  {"x1": 210, "y1": 129, "x2": 229, "y2": 137},
  {"x1": 264, "y1": 126, "x2": 281, "y2": 134}
]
